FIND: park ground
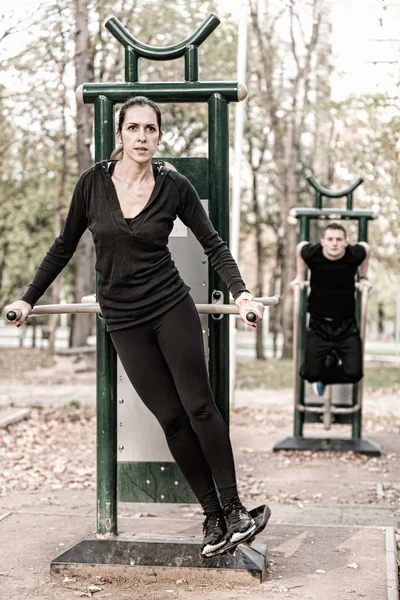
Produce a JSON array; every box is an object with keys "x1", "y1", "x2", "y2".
[{"x1": 0, "y1": 346, "x2": 399, "y2": 599}]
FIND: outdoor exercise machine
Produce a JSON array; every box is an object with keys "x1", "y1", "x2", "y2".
[
  {"x1": 7, "y1": 14, "x2": 278, "y2": 581},
  {"x1": 274, "y1": 176, "x2": 380, "y2": 456}
]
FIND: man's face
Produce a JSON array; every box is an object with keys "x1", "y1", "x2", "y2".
[{"x1": 321, "y1": 228, "x2": 347, "y2": 260}]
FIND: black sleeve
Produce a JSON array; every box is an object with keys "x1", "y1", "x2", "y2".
[
  {"x1": 350, "y1": 244, "x2": 367, "y2": 265},
  {"x1": 20, "y1": 172, "x2": 89, "y2": 307},
  {"x1": 175, "y1": 175, "x2": 248, "y2": 299},
  {"x1": 300, "y1": 243, "x2": 317, "y2": 266}
]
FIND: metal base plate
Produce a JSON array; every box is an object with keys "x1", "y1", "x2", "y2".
[
  {"x1": 51, "y1": 533, "x2": 268, "y2": 582},
  {"x1": 273, "y1": 436, "x2": 381, "y2": 456}
]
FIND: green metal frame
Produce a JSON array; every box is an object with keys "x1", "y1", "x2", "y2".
[
  {"x1": 82, "y1": 14, "x2": 244, "y2": 535},
  {"x1": 275, "y1": 176, "x2": 379, "y2": 454}
]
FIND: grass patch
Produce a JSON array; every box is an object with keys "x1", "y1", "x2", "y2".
[
  {"x1": 364, "y1": 363, "x2": 400, "y2": 390},
  {"x1": 235, "y1": 358, "x2": 400, "y2": 391},
  {"x1": 236, "y1": 359, "x2": 294, "y2": 389},
  {"x1": 68, "y1": 400, "x2": 81, "y2": 409}
]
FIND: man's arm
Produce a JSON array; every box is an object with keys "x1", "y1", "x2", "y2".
[
  {"x1": 357, "y1": 242, "x2": 372, "y2": 291},
  {"x1": 290, "y1": 241, "x2": 309, "y2": 290},
  {"x1": 358, "y1": 242, "x2": 370, "y2": 278}
]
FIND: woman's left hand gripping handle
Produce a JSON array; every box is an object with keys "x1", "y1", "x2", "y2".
[
  {"x1": 239, "y1": 300, "x2": 265, "y2": 329},
  {"x1": 5, "y1": 300, "x2": 32, "y2": 327}
]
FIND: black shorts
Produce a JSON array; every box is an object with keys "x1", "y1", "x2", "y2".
[{"x1": 300, "y1": 316, "x2": 363, "y2": 384}]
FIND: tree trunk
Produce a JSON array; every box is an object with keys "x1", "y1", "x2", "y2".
[
  {"x1": 280, "y1": 224, "x2": 297, "y2": 358},
  {"x1": 246, "y1": 98, "x2": 267, "y2": 361},
  {"x1": 253, "y1": 171, "x2": 265, "y2": 360},
  {"x1": 248, "y1": 0, "x2": 323, "y2": 359},
  {"x1": 0, "y1": 240, "x2": 8, "y2": 297},
  {"x1": 72, "y1": 0, "x2": 95, "y2": 347},
  {"x1": 49, "y1": 32, "x2": 70, "y2": 353}
]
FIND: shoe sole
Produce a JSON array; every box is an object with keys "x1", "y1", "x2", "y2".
[
  {"x1": 229, "y1": 521, "x2": 256, "y2": 544},
  {"x1": 202, "y1": 528, "x2": 255, "y2": 559},
  {"x1": 201, "y1": 539, "x2": 228, "y2": 558}
]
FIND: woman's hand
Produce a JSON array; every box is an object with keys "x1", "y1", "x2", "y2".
[
  {"x1": 238, "y1": 300, "x2": 265, "y2": 328},
  {"x1": 4, "y1": 300, "x2": 32, "y2": 327}
]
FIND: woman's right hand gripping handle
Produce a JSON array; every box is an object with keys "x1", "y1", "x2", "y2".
[{"x1": 4, "y1": 300, "x2": 32, "y2": 327}]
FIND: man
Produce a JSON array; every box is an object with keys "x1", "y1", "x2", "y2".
[{"x1": 291, "y1": 223, "x2": 372, "y2": 396}]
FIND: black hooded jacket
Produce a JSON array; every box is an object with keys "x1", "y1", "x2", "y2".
[{"x1": 21, "y1": 160, "x2": 248, "y2": 331}]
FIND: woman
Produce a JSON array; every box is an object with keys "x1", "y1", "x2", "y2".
[{"x1": 5, "y1": 96, "x2": 265, "y2": 558}]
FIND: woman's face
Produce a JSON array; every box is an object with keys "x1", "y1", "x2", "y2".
[{"x1": 117, "y1": 105, "x2": 161, "y2": 164}]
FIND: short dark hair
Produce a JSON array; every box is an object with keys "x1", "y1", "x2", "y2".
[{"x1": 323, "y1": 223, "x2": 347, "y2": 239}]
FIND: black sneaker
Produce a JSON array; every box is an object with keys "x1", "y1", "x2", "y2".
[
  {"x1": 201, "y1": 511, "x2": 227, "y2": 558},
  {"x1": 223, "y1": 502, "x2": 256, "y2": 544}
]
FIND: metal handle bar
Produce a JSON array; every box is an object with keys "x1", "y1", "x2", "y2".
[{"x1": 6, "y1": 296, "x2": 279, "y2": 322}]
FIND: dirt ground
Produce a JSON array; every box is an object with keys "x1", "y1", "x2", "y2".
[{"x1": 0, "y1": 349, "x2": 399, "y2": 600}]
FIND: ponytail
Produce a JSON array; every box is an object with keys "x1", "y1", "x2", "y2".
[{"x1": 110, "y1": 146, "x2": 123, "y2": 160}]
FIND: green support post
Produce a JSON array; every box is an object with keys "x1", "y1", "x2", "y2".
[
  {"x1": 358, "y1": 217, "x2": 369, "y2": 243},
  {"x1": 294, "y1": 216, "x2": 310, "y2": 436},
  {"x1": 125, "y1": 48, "x2": 139, "y2": 82},
  {"x1": 208, "y1": 93, "x2": 230, "y2": 425},
  {"x1": 185, "y1": 45, "x2": 199, "y2": 82},
  {"x1": 94, "y1": 96, "x2": 118, "y2": 536},
  {"x1": 352, "y1": 216, "x2": 369, "y2": 439}
]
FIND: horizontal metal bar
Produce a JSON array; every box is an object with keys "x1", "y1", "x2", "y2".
[
  {"x1": 290, "y1": 208, "x2": 377, "y2": 220},
  {"x1": 6, "y1": 296, "x2": 279, "y2": 321},
  {"x1": 76, "y1": 82, "x2": 248, "y2": 105},
  {"x1": 295, "y1": 403, "x2": 361, "y2": 415}
]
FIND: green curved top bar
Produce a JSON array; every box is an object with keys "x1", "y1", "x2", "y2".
[
  {"x1": 307, "y1": 175, "x2": 364, "y2": 198},
  {"x1": 105, "y1": 13, "x2": 220, "y2": 60}
]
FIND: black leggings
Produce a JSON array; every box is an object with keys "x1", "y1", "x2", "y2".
[
  {"x1": 301, "y1": 316, "x2": 363, "y2": 385},
  {"x1": 110, "y1": 294, "x2": 238, "y2": 513}
]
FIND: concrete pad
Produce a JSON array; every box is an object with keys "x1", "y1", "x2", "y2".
[
  {"x1": 265, "y1": 524, "x2": 391, "y2": 599},
  {"x1": 0, "y1": 509, "x2": 395, "y2": 600}
]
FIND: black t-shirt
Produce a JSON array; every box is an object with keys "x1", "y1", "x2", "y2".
[{"x1": 301, "y1": 243, "x2": 366, "y2": 322}]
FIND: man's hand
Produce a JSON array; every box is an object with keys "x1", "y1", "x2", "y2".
[
  {"x1": 355, "y1": 279, "x2": 373, "y2": 293},
  {"x1": 290, "y1": 278, "x2": 306, "y2": 291}
]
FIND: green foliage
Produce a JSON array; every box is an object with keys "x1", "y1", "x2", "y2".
[{"x1": 0, "y1": 1, "x2": 78, "y2": 307}]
